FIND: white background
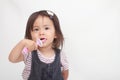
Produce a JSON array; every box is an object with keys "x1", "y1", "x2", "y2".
[{"x1": 0, "y1": 0, "x2": 120, "y2": 80}]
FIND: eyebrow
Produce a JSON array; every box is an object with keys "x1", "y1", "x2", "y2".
[
  {"x1": 33, "y1": 24, "x2": 51, "y2": 29},
  {"x1": 33, "y1": 26, "x2": 39, "y2": 28},
  {"x1": 43, "y1": 24, "x2": 50, "y2": 27}
]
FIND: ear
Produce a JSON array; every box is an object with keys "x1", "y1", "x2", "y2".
[{"x1": 54, "y1": 34, "x2": 57, "y2": 38}]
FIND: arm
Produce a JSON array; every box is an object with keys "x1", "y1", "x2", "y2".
[
  {"x1": 62, "y1": 70, "x2": 69, "y2": 80},
  {"x1": 8, "y1": 40, "x2": 25, "y2": 63},
  {"x1": 8, "y1": 39, "x2": 37, "y2": 63},
  {"x1": 60, "y1": 51, "x2": 69, "y2": 80}
]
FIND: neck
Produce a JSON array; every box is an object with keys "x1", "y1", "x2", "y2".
[
  {"x1": 38, "y1": 46, "x2": 54, "y2": 54},
  {"x1": 38, "y1": 46, "x2": 55, "y2": 58}
]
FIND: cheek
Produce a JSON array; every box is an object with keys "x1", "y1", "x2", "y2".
[
  {"x1": 47, "y1": 32, "x2": 56, "y2": 38},
  {"x1": 31, "y1": 32, "x2": 38, "y2": 41}
]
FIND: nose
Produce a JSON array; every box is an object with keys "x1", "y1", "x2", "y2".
[{"x1": 39, "y1": 30, "x2": 44, "y2": 35}]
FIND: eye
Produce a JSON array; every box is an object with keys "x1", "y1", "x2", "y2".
[
  {"x1": 45, "y1": 27, "x2": 49, "y2": 30},
  {"x1": 33, "y1": 28, "x2": 39, "y2": 32}
]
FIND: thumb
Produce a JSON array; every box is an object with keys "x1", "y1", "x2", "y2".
[{"x1": 34, "y1": 43, "x2": 38, "y2": 50}]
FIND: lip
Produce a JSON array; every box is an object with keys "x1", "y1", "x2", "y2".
[{"x1": 40, "y1": 38, "x2": 47, "y2": 43}]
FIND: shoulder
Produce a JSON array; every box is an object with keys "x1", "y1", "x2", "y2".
[
  {"x1": 60, "y1": 49, "x2": 69, "y2": 70},
  {"x1": 60, "y1": 50, "x2": 67, "y2": 61}
]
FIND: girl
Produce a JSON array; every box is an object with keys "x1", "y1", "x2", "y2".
[{"x1": 9, "y1": 10, "x2": 69, "y2": 80}]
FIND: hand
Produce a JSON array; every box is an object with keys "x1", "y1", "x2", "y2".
[{"x1": 22, "y1": 39, "x2": 38, "y2": 52}]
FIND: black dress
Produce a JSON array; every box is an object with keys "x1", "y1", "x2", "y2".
[{"x1": 28, "y1": 49, "x2": 64, "y2": 80}]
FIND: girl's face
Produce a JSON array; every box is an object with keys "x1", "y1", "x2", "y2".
[{"x1": 31, "y1": 15, "x2": 56, "y2": 48}]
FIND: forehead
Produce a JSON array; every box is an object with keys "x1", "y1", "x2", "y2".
[{"x1": 33, "y1": 15, "x2": 53, "y2": 26}]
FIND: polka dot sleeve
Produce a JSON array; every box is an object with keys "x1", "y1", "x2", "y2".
[{"x1": 60, "y1": 51, "x2": 69, "y2": 70}]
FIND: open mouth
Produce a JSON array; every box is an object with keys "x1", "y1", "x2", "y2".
[
  {"x1": 40, "y1": 38, "x2": 45, "y2": 40},
  {"x1": 36, "y1": 38, "x2": 47, "y2": 47},
  {"x1": 40, "y1": 38, "x2": 46, "y2": 42}
]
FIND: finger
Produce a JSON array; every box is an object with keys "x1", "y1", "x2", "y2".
[{"x1": 34, "y1": 43, "x2": 38, "y2": 50}]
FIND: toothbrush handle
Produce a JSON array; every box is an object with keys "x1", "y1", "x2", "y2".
[
  {"x1": 22, "y1": 39, "x2": 42, "y2": 54},
  {"x1": 22, "y1": 47, "x2": 28, "y2": 54}
]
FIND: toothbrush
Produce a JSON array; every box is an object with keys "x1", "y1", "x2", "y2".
[
  {"x1": 36, "y1": 39, "x2": 43, "y2": 47},
  {"x1": 22, "y1": 39, "x2": 43, "y2": 54}
]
